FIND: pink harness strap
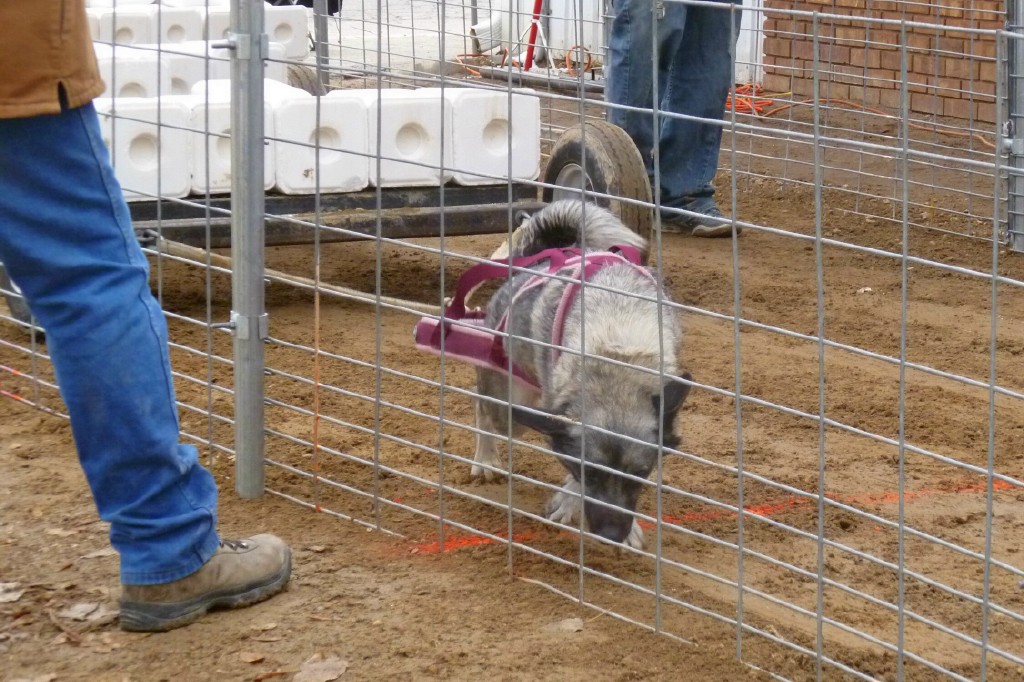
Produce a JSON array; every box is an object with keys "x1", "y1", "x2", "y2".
[
  {"x1": 495, "y1": 250, "x2": 654, "y2": 367},
  {"x1": 414, "y1": 245, "x2": 647, "y2": 391}
]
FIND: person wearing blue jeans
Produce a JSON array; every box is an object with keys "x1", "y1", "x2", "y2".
[
  {"x1": 0, "y1": 1, "x2": 290, "y2": 632},
  {"x1": 606, "y1": 0, "x2": 743, "y2": 237}
]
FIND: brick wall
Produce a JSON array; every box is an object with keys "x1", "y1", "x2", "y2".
[{"x1": 760, "y1": 0, "x2": 1003, "y2": 124}]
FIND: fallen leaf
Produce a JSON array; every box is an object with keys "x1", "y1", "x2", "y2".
[
  {"x1": 544, "y1": 617, "x2": 584, "y2": 634},
  {"x1": 255, "y1": 622, "x2": 278, "y2": 632},
  {"x1": 293, "y1": 653, "x2": 349, "y2": 682},
  {"x1": 239, "y1": 651, "x2": 265, "y2": 664},
  {"x1": 253, "y1": 634, "x2": 284, "y2": 643},
  {"x1": 306, "y1": 545, "x2": 327, "y2": 553},
  {"x1": 0, "y1": 583, "x2": 25, "y2": 603},
  {"x1": 84, "y1": 605, "x2": 119, "y2": 627},
  {"x1": 58, "y1": 602, "x2": 100, "y2": 621},
  {"x1": 254, "y1": 672, "x2": 288, "y2": 682},
  {"x1": 46, "y1": 609, "x2": 83, "y2": 645},
  {"x1": 80, "y1": 548, "x2": 118, "y2": 560}
]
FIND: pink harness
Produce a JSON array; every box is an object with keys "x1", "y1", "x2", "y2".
[{"x1": 414, "y1": 245, "x2": 648, "y2": 391}]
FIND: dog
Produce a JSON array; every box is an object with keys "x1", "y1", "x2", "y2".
[{"x1": 470, "y1": 200, "x2": 691, "y2": 549}]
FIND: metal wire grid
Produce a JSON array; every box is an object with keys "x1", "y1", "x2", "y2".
[
  {"x1": 1, "y1": 0, "x2": 1023, "y2": 679},
  {"x1": 751, "y1": 3, "x2": 1003, "y2": 244},
  {"x1": 321, "y1": 0, "x2": 1005, "y2": 243}
]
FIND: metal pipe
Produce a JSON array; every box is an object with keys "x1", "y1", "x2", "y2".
[
  {"x1": 231, "y1": 0, "x2": 269, "y2": 498},
  {"x1": 472, "y1": 64, "x2": 606, "y2": 94},
  {"x1": 313, "y1": 0, "x2": 330, "y2": 90},
  {"x1": 1007, "y1": 7, "x2": 1024, "y2": 251}
]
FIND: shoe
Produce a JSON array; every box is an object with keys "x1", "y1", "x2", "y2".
[
  {"x1": 119, "y1": 534, "x2": 291, "y2": 632},
  {"x1": 662, "y1": 202, "x2": 741, "y2": 238}
]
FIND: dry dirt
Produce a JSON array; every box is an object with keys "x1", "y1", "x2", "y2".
[{"x1": 4, "y1": 168, "x2": 1024, "y2": 680}]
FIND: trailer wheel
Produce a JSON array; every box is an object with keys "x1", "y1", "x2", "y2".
[
  {"x1": 0, "y1": 263, "x2": 41, "y2": 336},
  {"x1": 287, "y1": 63, "x2": 328, "y2": 96},
  {"x1": 542, "y1": 121, "x2": 653, "y2": 249}
]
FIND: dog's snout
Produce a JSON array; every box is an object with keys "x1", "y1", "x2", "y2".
[{"x1": 585, "y1": 502, "x2": 635, "y2": 544}]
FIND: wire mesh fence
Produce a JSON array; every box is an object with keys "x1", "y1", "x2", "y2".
[{"x1": 2, "y1": 0, "x2": 1024, "y2": 679}]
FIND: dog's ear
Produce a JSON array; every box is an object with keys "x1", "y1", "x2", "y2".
[
  {"x1": 510, "y1": 404, "x2": 572, "y2": 437},
  {"x1": 653, "y1": 372, "x2": 692, "y2": 417},
  {"x1": 653, "y1": 373, "x2": 692, "y2": 450}
]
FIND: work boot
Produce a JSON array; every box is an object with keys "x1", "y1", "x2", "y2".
[
  {"x1": 662, "y1": 200, "x2": 742, "y2": 238},
  {"x1": 119, "y1": 534, "x2": 291, "y2": 632}
]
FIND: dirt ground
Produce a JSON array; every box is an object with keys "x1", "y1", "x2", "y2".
[{"x1": 4, "y1": 135, "x2": 1024, "y2": 680}]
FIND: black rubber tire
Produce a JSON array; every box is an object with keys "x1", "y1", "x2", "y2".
[
  {"x1": 286, "y1": 63, "x2": 328, "y2": 96},
  {"x1": 0, "y1": 263, "x2": 40, "y2": 334},
  {"x1": 541, "y1": 121, "x2": 653, "y2": 250}
]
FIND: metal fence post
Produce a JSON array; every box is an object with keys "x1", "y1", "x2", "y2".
[
  {"x1": 1007, "y1": 3, "x2": 1024, "y2": 251},
  {"x1": 231, "y1": 0, "x2": 268, "y2": 498},
  {"x1": 314, "y1": 0, "x2": 330, "y2": 90}
]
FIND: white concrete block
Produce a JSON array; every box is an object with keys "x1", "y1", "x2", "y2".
[
  {"x1": 265, "y1": 5, "x2": 310, "y2": 59},
  {"x1": 203, "y1": 6, "x2": 232, "y2": 42},
  {"x1": 337, "y1": 89, "x2": 452, "y2": 188},
  {"x1": 152, "y1": 6, "x2": 204, "y2": 43},
  {"x1": 189, "y1": 78, "x2": 309, "y2": 104},
  {"x1": 441, "y1": 88, "x2": 540, "y2": 186},
  {"x1": 95, "y1": 6, "x2": 155, "y2": 46},
  {"x1": 87, "y1": 9, "x2": 102, "y2": 40},
  {"x1": 189, "y1": 78, "x2": 232, "y2": 103},
  {"x1": 162, "y1": 40, "x2": 287, "y2": 96},
  {"x1": 159, "y1": 0, "x2": 229, "y2": 6},
  {"x1": 93, "y1": 97, "x2": 192, "y2": 202},
  {"x1": 206, "y1": 6, "x2": 307, "y2": 58},
  {"x1": 188, "y1": 99, "x2": 276, "y2": 194},
  {"x1": 274, "y1": 93, "x2": 370, "y2": 194},
  {"x1": 264, "y1": 78, "x2": 313, "y2": 103},
  {"x1": 94, "y1": 45, "x2": 173, "y2": 98},
  {"x1": 87, "y1": 0, "x2": 154, "y2": 6}
]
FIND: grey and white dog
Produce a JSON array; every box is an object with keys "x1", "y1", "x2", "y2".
[{"x1": 470, "y1": 200, "x2": 691, "y2": 549}]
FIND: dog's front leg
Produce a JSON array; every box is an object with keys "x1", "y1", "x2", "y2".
[
  {"x1": 624, "y1": 520, "x2": 644, "y2": 550},
  {"x1": 471, "y1": 399, "x2": 503, "y2": 482},
  {"x1": 546, "y1": 475, "x2": 582, "y2": 526}
]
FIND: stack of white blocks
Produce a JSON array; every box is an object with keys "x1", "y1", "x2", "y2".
[
  {"x1": 87, "y1": 1, "x2": 310, "y2": 60},
  {"x1": 98, "y1": 84, "x2": 541, "y2": 200},
  {"x1": 88, "y1": 2, "x2": 541, "y2": 200},
  {"x1": 94, "y1": 97, "x2": 193, "y2": 201}
]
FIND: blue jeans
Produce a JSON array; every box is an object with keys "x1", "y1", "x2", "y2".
[
  {"x1": 606, "y1": 0, "x2": 742, "y2": 211},
  {"x1": 0, "y1": 102, "x2": 220, "y2": 585}
]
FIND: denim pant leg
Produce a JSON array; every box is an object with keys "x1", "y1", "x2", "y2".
[
  {"x1": 607, "y1": 0, "x2": 742, "y2": 208},
  {"x1": 0, "y1": 103, "x2": 220, "y2": 585}
]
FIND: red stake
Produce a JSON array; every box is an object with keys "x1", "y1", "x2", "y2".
[{"x1": 523, "y1": 0, "x2": 544, "y2": 71}]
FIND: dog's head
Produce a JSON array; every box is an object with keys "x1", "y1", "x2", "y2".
[{"x1": 512, "y1": 372, "x2": 692, "y2": 544}]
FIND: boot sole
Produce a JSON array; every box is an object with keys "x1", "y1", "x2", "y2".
[
  {"x1": 660, "y1": 220, "x2": 741, "y2": 238},
  {"x1": 118, "y1": 553, "x2": 292, "y2": 632},
  {"x1": 690, "y1": 223, "x2": 741, "y2": 238}
]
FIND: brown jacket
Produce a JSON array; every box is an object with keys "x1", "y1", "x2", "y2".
[{"x1": 0, "y1": 0, "x2": 105, "y2": 119}]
